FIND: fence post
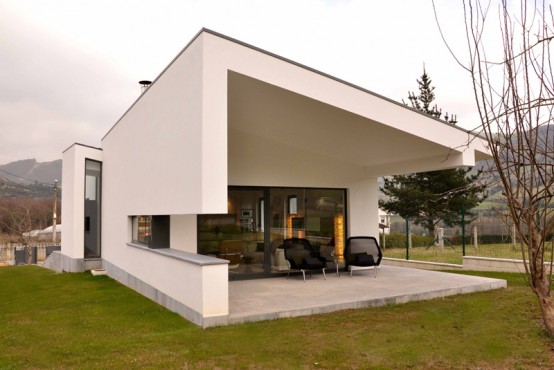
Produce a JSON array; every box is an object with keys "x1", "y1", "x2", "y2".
[
  {"x1": 473, "y1": 225, "x2": 478, "y2": 251},
  {"x1": 405, "y1": 218, "x2": 409, "y2": 260},
  {"x1": 461, "y1": 204, "x2": 466, "y2": 256},
  {"x1": 512, "y1": 224, "x2": 517, "y2": 251},
  {"x1": 437, "y1": 228, "x2": 445, "y2": 250},
  {"x1": 8, "y1": 243, "x2": 14, "y2": 265}
]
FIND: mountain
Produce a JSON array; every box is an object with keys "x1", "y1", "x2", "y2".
[
  {"x1": 0, "y1": 176, "x2": 53, "y2": 199},
  {"x1": 0, "y1": 159, "x2": 61, "y2": 199},
  {"x1": 0, "y1": 159, "x2": 61, "y2": 186}
]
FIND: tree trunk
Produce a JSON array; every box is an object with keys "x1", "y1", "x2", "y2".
[
  {"x1": 535, "y1": 276, "x2": 554, "y2": 336},
  {"x1": 526, "y1": 225, "x2": 554, "y2": 336},
  {"x1": 26, "y1": 245, "x2": 32, "y2": 265}
]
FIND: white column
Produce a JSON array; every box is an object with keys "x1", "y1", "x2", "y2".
[{"x1": 347, "y1": 178, "x2": 379, "y2": 237}]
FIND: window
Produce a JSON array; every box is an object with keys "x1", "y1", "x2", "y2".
[
  {"x1": 84, "y1": 159, "x2": 101, "y2": 258},
  {"x1": 288, "y1": 195, "x2": 298, "y2": 215},
  {"x1": 132, "y1": 215, "x2": 170, "y2": 249},
  {"x1": 197, "y1": 187, "x2": 346, "y2": 278}
]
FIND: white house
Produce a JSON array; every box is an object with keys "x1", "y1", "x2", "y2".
[{"x1": 50, "y1": 29, "x2": 490, "y2": 327}]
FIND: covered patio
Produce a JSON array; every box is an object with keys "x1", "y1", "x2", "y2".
[{"x1": 228, "y1": 266, "x2": 506, "y2": 324}]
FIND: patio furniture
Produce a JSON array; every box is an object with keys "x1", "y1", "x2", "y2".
[
  {"x1": 344, "y1": 236, "x2": 382, "y2": 277},
  {"x1": 283, "y1": 238, "x2": 326, "y2": 282},
  {"x1": 319, "y1": 243, "x2": 340, "y2": 277},
  {"x1": 218, "y1": 240, "x2": 242, "y2": 269},
  {"x1": 273, "y1": 246, "x2": 291, "y2": 271}
]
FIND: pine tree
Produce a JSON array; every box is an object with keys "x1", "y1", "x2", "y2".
[
  {"x1": 380, "y1": 69, "x2": 484, "y2": 234},
  {"x1": 404, "y1": 69, "x2": 457, "y2": 124}
]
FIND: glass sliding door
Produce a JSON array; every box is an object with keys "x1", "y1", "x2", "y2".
[
  {"x1": 198, "y1": 186, "x2": 346, "y2": 279},
  {"x1": 198, "y1": 188, "x2": 267, "y2": 278},
  {"x1": 268, "y1": 188, "x2": 345, "y2": 274}
]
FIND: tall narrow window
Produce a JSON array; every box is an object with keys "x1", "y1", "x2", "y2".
[{"x1": 84, "y1": 159, "x2": 101, "y2": 258}]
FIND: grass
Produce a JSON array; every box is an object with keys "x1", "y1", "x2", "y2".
[
  {"x1": 384, "y1": 243, "x2": 525, "y2": 265},
  {"x1": 1, "y1": 266, "x2": 553, "y2": 369}
]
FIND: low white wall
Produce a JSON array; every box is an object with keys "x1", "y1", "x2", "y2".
[
  {"x1": 383, "y1": 255, "x2": 552, "y2": 274},
  {"x1": 382, "y1": 257, "x2": 463, "y2": 271},
  {"x1": 115, "y1": 244, "x2": 229, "y2": 322},
  {"x1": 463, "y1": 256, "x2": 532, "y2": 273}
]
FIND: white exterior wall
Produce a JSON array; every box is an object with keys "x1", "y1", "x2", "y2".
[
  {"x1": 102, "y1": 34, "x2": 224, "y2": 217},
  {"x1": 99, "y1": 33, "x2": 228, "y2": 322},
  {"x1": 61, "y1": 144, "x2": 102, "y2": 260},
  {"x1": 101, "y1": 32, "x2": 218, "y2": 269},
  {"x1": 170, "y1": 215, "x2": 197, "y2": 253}
]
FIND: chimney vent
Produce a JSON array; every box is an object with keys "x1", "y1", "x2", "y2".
[{"x1": 139, "y1": 80, "x2": 152, "y2": 94}]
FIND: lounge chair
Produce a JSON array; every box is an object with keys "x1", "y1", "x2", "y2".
[
  {"x1": 283, "y1": 238, "x2": 326, "y2": 282},
  {"x1": 344, "y1": 236, "x2": 382, "y2": 277}
]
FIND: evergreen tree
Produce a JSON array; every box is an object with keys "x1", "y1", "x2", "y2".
[
  {"x1": 404, "y1": 69, "x2": 457, "y2": 124},
  {"x1": 380, "y1": 69, "x2": 485, "y2": 234},
  {"x1": 380, "y1": 169, "x2": 485, "y2": 234}
]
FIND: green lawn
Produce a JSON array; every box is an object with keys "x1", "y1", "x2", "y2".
[
  {"x1": 1, "y1": 266, "x2": 553, "y2": 369},
  {"x1": 384, "y1": 243, "x2": 525, "y2": 265}
]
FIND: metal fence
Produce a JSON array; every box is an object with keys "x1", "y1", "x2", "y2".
[
  {"x1": 0, "y1": 243, "x2": 61, "y2": 265},
  {"x1": 379, "y1": 231, "x2": 531, "y2": 265},
  {"x1": 382, "y1": 243, "x2": 526, "y2": 265}
]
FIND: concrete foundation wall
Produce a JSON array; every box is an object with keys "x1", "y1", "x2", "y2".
[{"x1": 42, "y1": 251, "x2": 85, "y2": 272}]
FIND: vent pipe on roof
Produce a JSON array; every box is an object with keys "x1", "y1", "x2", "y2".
[{"x1": 139, "y1": 80, "x2": 152, "y2": 94}]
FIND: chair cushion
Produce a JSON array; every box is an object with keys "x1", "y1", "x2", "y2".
[{"x1": 355, "y1": 253, "x2": 375, "y2": 266}]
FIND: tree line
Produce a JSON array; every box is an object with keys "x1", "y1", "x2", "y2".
[{"x1": 0, "y1": 198, "x2": 60, "y2": 238}]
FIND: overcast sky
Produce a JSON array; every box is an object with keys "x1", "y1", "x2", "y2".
[{"x1": 0, "y1": 0, "x2": 480, "y2": 165}]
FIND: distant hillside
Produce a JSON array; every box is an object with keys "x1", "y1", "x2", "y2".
[
  {"x1": 0, "y1": 159, "x2": 61, "y2": 186},
  {"x1": 0, "y1": 159, "x2": 61, "y2": 199},
  {"x1": 0, "y1": 176, "x2": 53, "y2": 199}
]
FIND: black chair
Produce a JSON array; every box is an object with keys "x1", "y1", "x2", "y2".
[
  {"x1": 283, "y1": 238, "x2": 326, "y2": 282},
  {"x1": 344, "y1": 236, "x2": 382, "y2": 277}
]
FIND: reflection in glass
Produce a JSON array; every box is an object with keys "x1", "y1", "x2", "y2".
[
  {"x1": 84, "y1": 159, "x2": 101, "y2": 258},
  {"x1": 198, "y1": 189, "x2": 266, "y2": 277},
  {"x1": 198, "y1": 187, "x2": 346, "y2": 278}
]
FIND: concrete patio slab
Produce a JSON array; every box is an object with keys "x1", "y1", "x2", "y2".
[{"x1": 228, "y1": 265, "x2": 506, "y2": 325}]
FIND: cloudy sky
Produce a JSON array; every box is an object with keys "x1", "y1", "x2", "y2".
[{"x1": 0, "y1": 0, "x2": 480, "y2": 165}]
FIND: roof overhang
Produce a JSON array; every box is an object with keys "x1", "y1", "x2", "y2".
[
  {"x1": 99, "y1": 28, "x2": 492, "y2": 213},
  {"x1": 227, "y1": 68, "x2": 490, "y2": 178}
]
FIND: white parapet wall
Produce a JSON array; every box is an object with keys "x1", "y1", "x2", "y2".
[
  {"x1": 462, "y1": 256, "x2": 532, "y2": 273},
  {"x1": 382, "y1": 257, "x2": 463, "y2": 271},
  {"x1": 105, "y1": 244, "x2": 229, "y2": 328},
  {"x1": 383, "y1": 255, "x2": 551, "y2": 274}
]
